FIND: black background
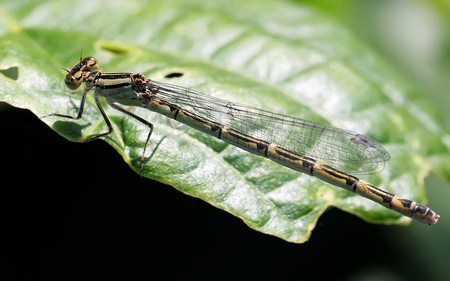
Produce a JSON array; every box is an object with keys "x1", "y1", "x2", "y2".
[{"x1": 0, "y1": 103, "x2": 434, "y2": 280}]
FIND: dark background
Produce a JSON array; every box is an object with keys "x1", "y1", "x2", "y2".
[{"x1": 2, "y1": 102, "x2": 448, "y2": 281}]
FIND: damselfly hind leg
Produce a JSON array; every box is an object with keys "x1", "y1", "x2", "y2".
[
  {"x1": 109, "y1": 103, "x2": 155, "y2": 177},
  {"x1": 142, "y1": 136, "x2": 167, "y2": 177}
]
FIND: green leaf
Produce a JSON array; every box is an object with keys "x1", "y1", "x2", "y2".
[{"x1": 1, "y1": 0, "x2": 449, "y2": 243}]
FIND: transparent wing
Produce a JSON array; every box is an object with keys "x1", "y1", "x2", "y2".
[{"x1": 146, "y1": 80, "x2": 390, "y2": 174}]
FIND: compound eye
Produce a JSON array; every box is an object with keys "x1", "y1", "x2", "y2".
[
  {"x1": 83, "y1": 57, "x2": 99, "y2": 71},
  {"x1": 64, "y1": 72, "x2": 82, "y2": 90}
]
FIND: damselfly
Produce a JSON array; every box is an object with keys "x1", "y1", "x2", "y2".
[{"x1": 43, "y1": 57, "x2": 440, "y2": 225}]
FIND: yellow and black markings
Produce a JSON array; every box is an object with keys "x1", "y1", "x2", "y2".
[{"x1": 43, "y1": 57, "x2": 440, "y2": 225}]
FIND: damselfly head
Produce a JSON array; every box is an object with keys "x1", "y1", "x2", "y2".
[
  {"x1": 81, "y1": 57, "x2": 99, "y2": 71},
  {"x1": 63, "y1": 57, "x2": 99, "y2": 90},
  {"x1": 64, "y1": 70, "x2": 84, "y2": 90}
]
